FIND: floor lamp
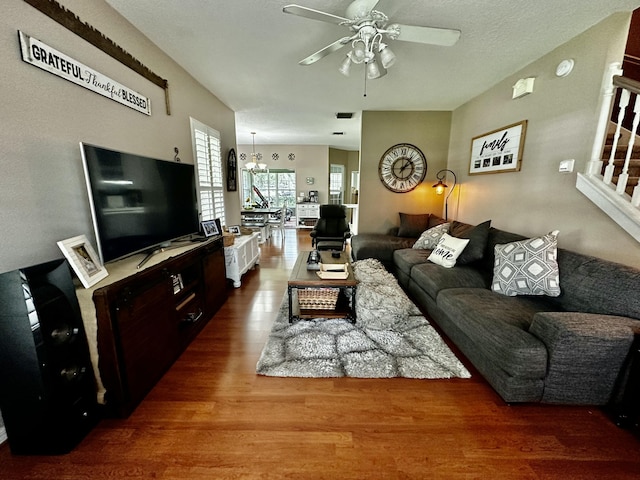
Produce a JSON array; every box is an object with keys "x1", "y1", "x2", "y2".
[{"x1": 432, "y1": 169, "x2": 457, "y2": 221}]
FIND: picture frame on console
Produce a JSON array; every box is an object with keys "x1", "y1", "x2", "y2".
[
  {"x1": 201, "y1": 219, "x2": 221, "y2": 237},
  {"x1": 469, "y1": 120, "x2": 527, "y2": 175},
  {"x1": 228, "y1": 225, "x2": 241, "y2": 236},
  {"x1": 57, "y1": 234, "x2": 108, "y2": 288}
]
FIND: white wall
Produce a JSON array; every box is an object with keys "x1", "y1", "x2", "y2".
[
  {"x1": 0, "y1": 0, "x2": 237, "y2": 274},
  {"x1": 448, "y1": 12, "x2": 639, "y2": 267}
]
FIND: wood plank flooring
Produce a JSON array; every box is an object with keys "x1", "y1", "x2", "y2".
[{"x1": 1, "y1": 229, "x2": 639, "y2": 479}]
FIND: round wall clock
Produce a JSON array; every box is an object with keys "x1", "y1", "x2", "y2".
[{"x1": 378, "y1": 143, "x2": 427, "y2": 193}]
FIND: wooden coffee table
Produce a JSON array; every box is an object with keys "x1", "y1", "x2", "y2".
[{"x1": 287, "y1": 251, "x2": 358, "y2": 323}]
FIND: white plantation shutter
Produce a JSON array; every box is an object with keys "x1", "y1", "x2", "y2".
[{"x1": 191, "y1": 118, "x2": 225, "y2": 225}]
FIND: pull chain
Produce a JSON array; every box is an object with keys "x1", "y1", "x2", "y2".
[{"x1": 363, "y1": 67, "x2": 367, "y2": 97}]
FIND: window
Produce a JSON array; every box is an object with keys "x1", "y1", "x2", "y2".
[
  {"x1": 190, "y1": 118, "x2": 225, "y2": 225},
  {"x1": 241, "y1": 169, "x2": 296, "y2": 210},
  {"x1": 329, "y1": 164, "x2": 345, "y2": 204}
]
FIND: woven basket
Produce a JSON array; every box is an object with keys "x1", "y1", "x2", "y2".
[
  {"x1": 240, "y1": 227, "x2": 253, "y2": 235},
  {"x1": 298, "y1": 288, "x2": 339, "y2": 310},
  {"x1": 222, "y1": 233, "x2": 235, "y2": 247}
]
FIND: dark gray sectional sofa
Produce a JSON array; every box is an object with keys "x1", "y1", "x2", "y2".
[{"x1": 351, "y1": 216, "x2": 640, "y2": 405}]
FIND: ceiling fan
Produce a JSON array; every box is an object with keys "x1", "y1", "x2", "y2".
[{"x1": 283, "y1": 0, "x2": 461, "y2": 79}]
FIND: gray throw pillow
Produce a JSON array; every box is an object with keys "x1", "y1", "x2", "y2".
[
  {"x1": 397, "y1": 213, "x2": 430, "y2": 238},
  {"x1": 450, "y1": 220, "x2": 491, "y2": 265},
  {"x1": 492, "y1": 230, "x2": 561, "y2": 297},
  {"x1": 413, "y1": 223, "x2": 450, "y2": 249}
]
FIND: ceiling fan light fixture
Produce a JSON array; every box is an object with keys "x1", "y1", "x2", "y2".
[
  {"x1": 379, "y1": 43, "x2": 396, "y2": 69},
  {"x1": 284, "y1": 2, "x2": 461, "y2": 84},
  {"x1": 366, "y1": 58, "x2": 382, "y2": 79},
  {"x1": 352, "y1": 42, "x2": 366, "y2": 62},
  {"x1": 338, "y1": 54, "x2": 353, "y2": 76}
]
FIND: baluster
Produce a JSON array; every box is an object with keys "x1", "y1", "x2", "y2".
[
  {"x1": 589, "y1": 63, "x2": 622, "y2": 175},
  {"x1": 616, "y1": 92, "x2": 640, "y2": 195},
  {"x1": 604, "y1": 88, "x2": 630, "y2": 184}
]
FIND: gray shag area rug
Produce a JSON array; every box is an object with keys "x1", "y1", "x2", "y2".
[{"x1": 256, "y1": 259, "x2": 470, "y2": 379}]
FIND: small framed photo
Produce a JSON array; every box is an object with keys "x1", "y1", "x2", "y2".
[
  {"x1": 228, "y1": 225, "x2": 241, "y2": 235},
  {"x1": 57, "y1": 235, "x2": 109, "y2": 288},
  {"x1": 201, "y1": 219, "x2": 220, "y2": 237}
]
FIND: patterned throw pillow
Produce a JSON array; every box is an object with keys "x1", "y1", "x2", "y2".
[
  {"x1": 427, "y1": 233, "x2": 470, "y2": 268},
  {"x1": 413, "y1": 223, "x2": 450, "y2": 250},
  {"x1": 492, "y1": 230, "x2": 561, "y2": 297}
]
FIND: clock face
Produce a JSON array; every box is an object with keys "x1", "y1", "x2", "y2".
[{"x1": 378, "y1": 143, "x2": 427, "y2": 193}]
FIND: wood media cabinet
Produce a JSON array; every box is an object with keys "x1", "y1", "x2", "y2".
[{"x1": 89, "y1": 238, "x2": 227, "y2": 417}]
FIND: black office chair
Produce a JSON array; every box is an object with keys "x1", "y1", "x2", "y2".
[{"x1": 310, "y1": 204, "x2": 351, "y2": 251}]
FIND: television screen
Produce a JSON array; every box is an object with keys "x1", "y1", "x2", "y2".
[{"x1": 80, "y1": 143, "x2": 200, "y2": 264}]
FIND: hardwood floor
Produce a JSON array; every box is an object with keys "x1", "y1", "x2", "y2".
[{"x1": 1, "y1": 229, "x2": 639, "y2": 479}]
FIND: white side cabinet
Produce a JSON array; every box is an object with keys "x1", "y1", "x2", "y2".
[
  {"x1": 224, "y1": 233, "x2": 260, "y2": 287},
  {"x1": 297, "y1": 203, "x2": 320, "y2": 228}
]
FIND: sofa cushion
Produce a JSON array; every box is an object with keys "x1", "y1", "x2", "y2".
[
  {"x1": 529, "y1": 311, "x2": 638, "y2": 404},
  {"x1": 394, "y1": 248, "x2": 432, "y2": 278},
  {"x1": 492, "y1": 231, "x2": 560, "y2": 297},
  {"x1": 436, "y1": 288, "x2": 555, "y2": 379},
  {"x1": 449, "y1": 220, "x2": 492, "y2": 265},
  {"x1": 553, "y1": 249, "x2": 640, "y2": 320},
  {"x1": 410, "y1": 262, "x2": 488, "y2": 300},
  {"x1": 413, "y1": 222, "x2": 450, "y2": 250},
  {"x1": 397, "y1": 213, "x2": 430, "y2": 238},
  {"x1": 350, "y1": 233, "x2": 416, "y2": 267},
  {"x1": 428, "y1": 234, "x2": 469, "y2": 268}
]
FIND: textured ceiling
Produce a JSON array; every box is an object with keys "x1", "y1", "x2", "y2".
[{"x1": 105, "y1": 0, "x2": 640, "y2": 149}]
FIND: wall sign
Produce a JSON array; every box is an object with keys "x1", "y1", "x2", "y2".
[
  {"x1": 469, "y1": 120, "x2": 527, "y2": 175},
  {"x1": 18, "y1": 30, "x2": 151, "y2": 115}
]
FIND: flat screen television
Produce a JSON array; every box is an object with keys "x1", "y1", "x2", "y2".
[{"x1": 80, "y1": 143, "x2": 200, "y2": 265}]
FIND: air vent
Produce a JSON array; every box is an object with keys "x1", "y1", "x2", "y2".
[{"x1": 336, "y1": 112, "x2": 353, "y2": 119}]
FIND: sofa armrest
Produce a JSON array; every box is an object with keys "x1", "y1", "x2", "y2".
[{"x1": 529, "y1": 312, "x2": 638, "y2": 405}]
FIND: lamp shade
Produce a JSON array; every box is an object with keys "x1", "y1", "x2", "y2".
[
  {"x1": 379, "y1": 44, "x2": 396, "y2": 69},
  {"x1": 352, "y1": 42, "x2": 366, "y2": 62},
  {"x1": 338, "y1": 55, "x2": 352, "y2": 76},
  {"x1": 432, "y1": 180, "x2": 447, "y2": 195},
  {"x1": 366, "y1": 59, "x2": 381, "y2": 79}
]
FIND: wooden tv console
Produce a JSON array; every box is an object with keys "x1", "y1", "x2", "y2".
[{"x1": 89, "y1": 238, "x2": 227, "y2": 417}]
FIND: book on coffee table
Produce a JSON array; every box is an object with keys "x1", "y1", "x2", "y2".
[{"x1": 316, "y1": 262, "x2": 349, "y2": 279}]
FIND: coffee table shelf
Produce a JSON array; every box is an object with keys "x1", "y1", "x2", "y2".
[{"x1": 287, "y1": 251, "x2": 357, "y2": 323}]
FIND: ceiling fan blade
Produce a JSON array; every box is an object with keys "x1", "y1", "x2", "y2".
[
  {"x1": 391, "y1": 24, "x2": 461, "y2": 47},
  {"x1": 283, "y1": 4, "x2": 349, "y2": 25},
  {"x1": 299, "y1": 37, "x2": 352, "y2": 65}
]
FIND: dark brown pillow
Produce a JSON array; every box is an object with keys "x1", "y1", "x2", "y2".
[
  {"x1": 397, "y1": 213, "x2": 430, "y2": 238},
  {"x1": 427, "y1": 214, "x2": 447, "y2": 228},
  {"x1": 450, "y1": 220, "x2": 492, "y2": 264}
]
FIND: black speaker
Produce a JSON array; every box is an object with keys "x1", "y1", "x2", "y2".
[{"x1": 0, "y1": 259, "x2": 99, "y2": 454}]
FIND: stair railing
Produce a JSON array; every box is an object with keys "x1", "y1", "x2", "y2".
[
  {"x1": 577, "y1": 62, "x2": 640, "y2": 243},
  {"x1": 603, "y1": 75, "x2": 640, "y2": 205}
]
